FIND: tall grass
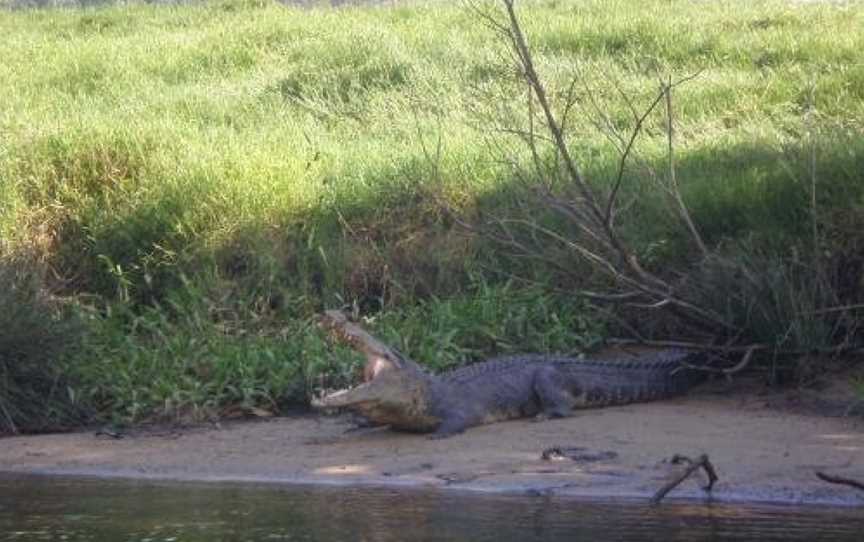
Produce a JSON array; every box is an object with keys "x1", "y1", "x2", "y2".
[
  {"x1": 1, "y1": 0, "x2": 862, "y2": 427},
  {"x1": 0, "y1": 250, "x2": 86, "y2": 433}
]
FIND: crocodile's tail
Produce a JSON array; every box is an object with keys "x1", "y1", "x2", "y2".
[
  {"x1": 560, "y1": 349, "x2": 711, "y2": 406},
  {"x1": 589, "y1": 348, "x2": 711, "y2": 376}
]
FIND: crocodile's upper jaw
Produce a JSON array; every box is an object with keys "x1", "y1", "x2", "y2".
[{"x1": 312, "y1": 369, "x2": 440, "y2": 432}]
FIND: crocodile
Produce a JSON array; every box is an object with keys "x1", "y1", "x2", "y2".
[{"x1": 313, "y1": 311, "x2": 707, "y2": 438}]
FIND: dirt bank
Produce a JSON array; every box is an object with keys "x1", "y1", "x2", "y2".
[{"x1": 2, "y1": 389, "x2": 863, "y2": 506}]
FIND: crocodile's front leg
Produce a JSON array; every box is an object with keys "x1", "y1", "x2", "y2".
[{"x1": 428, "y1": 414, "x2": 470, "y2": 439}]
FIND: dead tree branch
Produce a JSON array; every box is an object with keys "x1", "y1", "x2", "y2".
[
  {"x1": 651, "y1": 454, "x2": 719, "y2": 504},
  {"x1": 815, "y1": 471, "x2": 864, "y2": 493},
  {"x1": 605, "y1": 89, "x2": 666, "y2": 226},
  {"x1": 663, "y1": 77, "x2": 708, "y2": 257},
  {"x1": 486, "y1": 0, "x2": 737, "y2": 334}
]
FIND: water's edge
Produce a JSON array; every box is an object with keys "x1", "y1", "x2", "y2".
[
  {"x1": 3, "y1": 473, "x2": 863, "y2": 542},
  {"x1": 3, "y1": 465, "x2": 861, "y2": 508}
]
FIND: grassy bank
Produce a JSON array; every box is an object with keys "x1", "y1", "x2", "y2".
[{"x1": 1, "y1": 0, "x2": 862, "y2": 432}]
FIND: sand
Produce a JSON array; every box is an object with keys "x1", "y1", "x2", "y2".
[{"x1": 2, "y1": 388, "x2": 862, "y2": 506}]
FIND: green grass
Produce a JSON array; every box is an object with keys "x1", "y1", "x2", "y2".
[
  {"x1": 1, "y1": 0, "x2": 862, "y2": 429},
  {"x1": 0, "y1": 251, "x2": 86, "y2": 433},
  {"x1": 69, "y1": 279, "x2": 600, "y2": 424}
]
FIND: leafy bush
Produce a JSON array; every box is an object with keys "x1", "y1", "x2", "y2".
[
  {"x1": 66, "y1": 274, "x2": 366, "y2": 424},
  {"x1": 371, "y1": 280, "x2": 605, "y2": 372}
]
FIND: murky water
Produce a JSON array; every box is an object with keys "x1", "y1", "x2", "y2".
[{"x1": 1, "y1": 476, "x2": 864, "y2": 541}]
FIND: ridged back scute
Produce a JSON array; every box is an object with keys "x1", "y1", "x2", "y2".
[{"x1": 439, "y1": 349, "x2": 706, "y2": 391}]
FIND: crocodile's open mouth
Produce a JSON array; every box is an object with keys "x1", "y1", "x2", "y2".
[
  {"x1": 311, "y1": 368, "x2": 440, "y2": 432},
  {"x1": 312, "y1": 381, "x2": 380, "y2": 408}
]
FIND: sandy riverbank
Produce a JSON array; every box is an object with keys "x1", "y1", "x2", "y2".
[{"x1": 2, "y1": 388, "x2": 862, "y2": 506}]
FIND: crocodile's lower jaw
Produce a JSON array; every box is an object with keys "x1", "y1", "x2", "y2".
[
  {"x1": 349, "y1": 395, "x2": 439, "y2": 430},
  {"x1": 314, "y1": 370, "x2": 439, "y2": 432},
  {"x1": 376, "y1": 409, "x2": 441, "y2": 433}
]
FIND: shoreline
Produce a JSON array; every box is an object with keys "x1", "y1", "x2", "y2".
[
  {"x1": 2, "y1": 468, "x2": 862, "y2": 508},
  {"x1": 2, "y1": 394, "x2": 862, "y2": 507}
]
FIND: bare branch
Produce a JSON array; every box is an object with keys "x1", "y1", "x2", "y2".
[
  {"x1": 558, "y1": 73, "x2": 582, "y2": 138},
  {"x1": 465, "y1": 0, "x2": 512, "y2": 38},
  {"x1": 604, "y1": 89, "x2": 666, "y2": 225},
  {"x1": 664, "y1": 77, "x2": 708, "y2": 257},
  {"x1": 816, "y1": 471, "x2": 864, "y2": 493},
  {"x1": 473, "y1": 0, "x2": 738, "y2": 335},
  {"x1": 722, "y1": 344, "x2": 759, "y2": 375},
  {"x1": 501, "y1": 0, "x2": 600, "y2": 219},
  {"x1": 651, "y1": 454, "x2": 718, "y2": 504},
  {"x1": 496, "y1": 127, "x2": 556, "y2": 145},
  {"x1": 671, "y1": 69, "x2": 705, "y2": 89}
]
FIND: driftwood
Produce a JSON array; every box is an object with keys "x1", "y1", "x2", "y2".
[
  {"x1": 651, "y1": 454, "x2": 718, "y2": 504},
  {"x1": 540, "y1": 446, "x2": 618, "y2": 463},
  {"x1": 815, "y1": 471, "x2": 864, "y2": 493},
  {"x1": 319, "y1": 310, "x2": 427, "y2": 380}
]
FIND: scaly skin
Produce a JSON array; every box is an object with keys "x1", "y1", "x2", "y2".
[{"x1": 313, "y1": 349, "x2": 705, "y2": 438}]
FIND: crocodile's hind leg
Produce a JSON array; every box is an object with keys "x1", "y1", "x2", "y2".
[{"x1": 533, "y1": 365, "x2": 578, "y2": 419}]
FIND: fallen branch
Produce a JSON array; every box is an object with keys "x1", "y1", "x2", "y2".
[
  {"x1": 720, "y1": 345, "x2": 758, "y2": 376},
  {"x1": 541, "y1": 446, "x2": 618, "y2": 463},
  {"x1": 816, "y1": 471, "x2": 864, "y2": 492},
  {"x1": 651, "y1": 454, "x2": 718, "y2": 504},
  {"x1": 672, "y1": 344, "x2": 760, "y2": 379},
  {"x1": 805, "y1": 303, "x2": 864, "y2": 316}
]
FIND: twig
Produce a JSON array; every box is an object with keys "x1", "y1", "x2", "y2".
[
  {"x1": 815, "y1": 471, "x2": 864, "y2": 492},
  {"x1": 663, "y1": 77, "x2": 708, "y2": 257},
  {"x1": 673, "y1": 344, "x2": 761, "y2": 377},
  {"x1": 806, "y1": 82, "x2": 819, "y2": 258},
  {"x1": 496, "y1": 127, "x2": 556, "y2": 145},
  {"x1": 606, "y1": 338, "x2": 729, "y2": 350},
  {"x1": 597, "y1": 308, "x2": 649, "y2": 343},
  {"x1": 457, "y1": 215, "x2": 589, "y2": 280},
  {"x1": 604, "y1": 89, "x2": 667, "y2": 225},
  {"x1": 805, "y1": 304, "x2": 864, "y2": 316},
  {"x1": 721, "y1": 345, "x2": 758, "y2": 375},
  {"x1": 559, "y1": 72, "x2": 582, "y2": 138},
  {"x1": 578, "y1": 290, "x2": 642, "y2": 302},
  {"x1": 497, "y1": 216, "x2": 736, "y2": 331},
  {"x1": 651, "y1": 454, "x2": 718, "y2": 504}
]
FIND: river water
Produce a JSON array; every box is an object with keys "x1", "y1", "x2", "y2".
[{"x1": 2, "y1": 476, "x2": 864, "y2": 541}]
